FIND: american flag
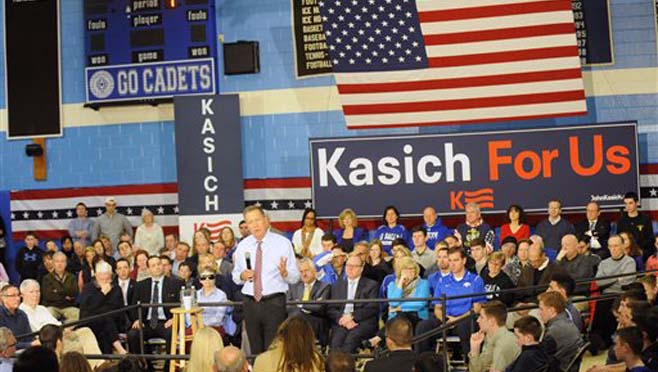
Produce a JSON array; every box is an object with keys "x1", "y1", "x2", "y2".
[
  {"x1": 319, "y1": 0, "x2": 587, "y2": 129},
  {"x1": 9, "y1": 179, "x2": 313, "y2": 241}
]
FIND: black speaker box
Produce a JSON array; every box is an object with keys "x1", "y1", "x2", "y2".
[{"x1": 223, "y1": 41, "x2": 260, "y2": 75}]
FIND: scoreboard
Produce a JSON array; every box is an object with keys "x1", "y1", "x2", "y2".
[{"x1": 84, "y1": 0, "x2": 217, "y2": 104}]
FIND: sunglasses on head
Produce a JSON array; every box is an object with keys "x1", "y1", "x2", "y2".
[{"x1": 200, "y1": 275, "x2": 215, "y2": 281}]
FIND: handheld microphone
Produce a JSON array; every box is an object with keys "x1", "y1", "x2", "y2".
[{"x1": 245, "y1": 252, "x2": 252, "y2": 270}]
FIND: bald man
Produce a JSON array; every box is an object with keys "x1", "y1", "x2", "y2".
[
  {"x1": 557, "y1": 234, "x2": 595, "y2": 283},
  {"x1": 214, "y1": 346, "x2": 248, "y2": 372}
]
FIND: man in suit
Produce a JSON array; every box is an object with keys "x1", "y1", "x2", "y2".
[
  {"x1": 328, "y1": 254, "x2": 379, "y2": 353},
  {"x1": 127, "y1": 256, "x2": 183, "y2": 368},
  {"x1": 574, "y1": 201, "x2": 611, "y2": 259},
  {"x1": 364, "y1": 316, "x2": 416, "y2": 372},
  {"x1": 286, "y1": 258, "x2": 330, "y2": 345},
  {"x1": 114, "y1": 258, "x2": 135, "y2": 332}
]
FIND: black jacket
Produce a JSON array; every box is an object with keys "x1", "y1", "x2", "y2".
[
  {"x1": 286, "y1": 280, "x2": 331, "y2": 318},
  {"x1": 617, "y1": 212, "x2": 655, "y2": 259},
  {"x1": 327, "y1": 276, "x2": 379, "y2": 330},
  {"x1": 364, "y1": 349, "x2": 416, "y2": 372},
  {"x1": 505, "y1": 344, "x2": 550, "y2": 372},
  {"x1": 130, "y1": 276, "x2": 184, "y2": 322},
  {"x1": 574, "y1": 219, "x2": 611, "y2": 252},
  {"x1": 79, "y1": 280, "x2": 124, "y2": 324}
]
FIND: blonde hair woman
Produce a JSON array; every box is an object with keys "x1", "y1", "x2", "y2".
[
  {"x1": 387, "y1": 257, "x2": 430, "y2": 322},
  {"x1": 254, "y1": 316, "x2": 324, "y2": 372},
  {"x1": 332, "y1": 208, "x2": 367, "y2": 253},
  {"x1": 185, "y1": 327, "x2": 224, "y2": 372}
]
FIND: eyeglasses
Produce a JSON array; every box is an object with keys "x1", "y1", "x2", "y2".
[{"x1": 200, "y1": 275, "x2": 215, "y2": 281}]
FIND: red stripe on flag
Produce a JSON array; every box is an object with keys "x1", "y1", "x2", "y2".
[
  {"x1": 346, "y1": 110, "x2": 588, "y2": 129},
  {"x1": 427, "y1": 46, "x2": 579, "y2": 68},
  {"x1": 244, "y1": 178, "x2": 312, "y2": 189},
  {"x1": 418, "y1": 0, "x2": 570, "y2": 22},
  {"x1": 13, "y1": 226, "x2": 180, "y2": 241},
  {"x1": 424, "y1": 23, "x2": 576, "y2": 45},
  {"x1": 338, "y1": 68, "x2": 583, "y2": 94},
  {"x1": 344, "y1": 90, "x2": 585, "y2": 115},
  {"x1": 11, "y1": 183, "x2": 179, "y2": 200},
  {"x1": 640, "y1": 164, "x2": 658, "y2": 174}
]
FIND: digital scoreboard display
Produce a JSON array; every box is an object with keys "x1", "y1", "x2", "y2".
[{"x1": 84, "y1": 0, "x2": 217, "y2": 104}]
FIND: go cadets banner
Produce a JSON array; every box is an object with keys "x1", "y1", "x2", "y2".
[{"x1": 310, "y1": 122, "x2": 639, "y2": 218}]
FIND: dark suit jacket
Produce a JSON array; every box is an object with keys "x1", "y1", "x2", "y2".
[
  {"x1": 327, "y1": 276, "x2": 379, "y2": 328},
  {"x1": 364, "y1": 349, "x2": 416, "y2": 372},
  {"x1": 130, "y1": 276, "x2": 184, "y2": 322},
  {"x1": 113, "y1": 277, "x2": 136, "y2": 306},
  {"x1": 574, "y1": 219, "x2": 611, "y2": 251},
  {"x1": 79, "y1": 281, "x2": 123, "y2": 324},
  {"x1": 286, "y1": 280, "x2": 331, "y2": 317},
  {"x1": 516, "y1": 260, "x2": 566, "y2": 302}
]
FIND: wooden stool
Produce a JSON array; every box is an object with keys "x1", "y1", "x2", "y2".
[{"x1": 169, "y1": 307, "x2": 204, "y2": 372}]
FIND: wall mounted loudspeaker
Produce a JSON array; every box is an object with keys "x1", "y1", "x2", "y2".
[
  {"x1": 223, "y1": 41, "x2": 260, "y2": 75},
  {"x1": 25, "y1": 143, "x2": 44, "y2": 157}
]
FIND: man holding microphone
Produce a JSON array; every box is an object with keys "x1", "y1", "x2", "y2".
[{"x1": 232, "y1": 206, "x2": 300, "y2": 354}]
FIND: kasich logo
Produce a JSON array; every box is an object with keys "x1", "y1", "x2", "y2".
[
  {"x1": 89, "y1": 70, "x2": 114, "y2": 99},
  {"x1": 450, "y1": 188, "x2": 494, "y2": 210}
]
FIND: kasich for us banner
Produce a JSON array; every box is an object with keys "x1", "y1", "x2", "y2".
[{"x1": 310, "y1": 122, "x2": 639, "y2": 218}]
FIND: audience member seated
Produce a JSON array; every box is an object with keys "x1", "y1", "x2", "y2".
[
  {"x1": 41, "y1": 252, "x2": 79, "y2": 322},
  {"x1": 131, "y1": 249, "x2": 150, "y2": 282},
  {"x1": 127, "y1": 256, "x2": 183, "y2": 365},
  {"x1": 645, "y1": 236, "x2": 658, "y2": 276},
  {"x1": 557, "y1": 234, "x2": 596, "y2": 291},
  {"x1": 387, "y1": 257, "x2": 430, "y2": 324},
  {"x1": 638, "y1": 275, "x2": 657, "y2": 306},
  {"x1": 538, "y1": 291, "x2": 583, "y2": 372},
  {"x1": 416, "y1": 247, "x2": 485, "y2": 355},
  {"x1": 172, "y1": 241, "x2": 191, "y2": 274},
  {"x1": 212, "y1": 241, "x2": 234, "y2": 279},
  {"x1": 214, "y1": 346, "x2": 249, "y2": 372},
  {"x1": 481, "y1": 252, "x2": 516, "y2": 307},
  {"x1": 178, "y1": 262, "x2": 195, "y2": 287},
  {"x1": 517, "y1": 239, "x2": 531, "y2": 269},
  {"x1": 619, "y1": 232, "x2": 645, "y2": 271},
  {"x1": 500, "y1": 236, "x2": 522, "y2": 284},
  {"x1": 60, "y1": 351, "x2": 93, "y2": 372},
  {"x1": 60, "y1": 236, "x2": 81, "y2": 275},
  {"x1": 325, "y1": 351, "x2": 356, "y2": 372},
  {"x1": 79, "y1": 261, "x2": 128, "y2": 355},
  {"x1": 575, "y1": 201, "x2": 611, "y2": 259},
  {"x1": 500, "y1": 204, "x2": 531, "y2": 245},
  {"x1": 16, "y1": 232, "x2": 43, "y2": 281},
  {"x1": 78, "y1": 247, "x2": 96, "y2": 291},
  {"x1": 38, "y1": 324, "x2": 63, "y2": 358},
  {"x1": 333, "y1": 208, "x2": 366, "y2": 254},
  {"x1": 197, "y1": 268, "x2": 228, "y2": 333},
  {"x1": 186, "y1": 326, "x2": 224, "y2": 372},
  {"x1": 365, "y1": 239, "x2": 393, "y2": 285},
  {"x1": 219, "y1": 227, "x2": 238, "y2": 262},
  {"x1": 253, "y1": 316, "x2": 324, "y2": 372},
  {"x1": 364, "y1": 316, "x2": 416, "y2": 372},
  {"x1": 506, "y1": 316, "x2": 549, "y2": 372},
  {"x1": 469, "y1": 239, "x2": 489, "y2": 275},
  {"x1": 534, "y1": 199, "x2": 575, "y2": 252},
  {"x1": 13, "y1": 346, "x2": 59, "y2": 372},
  {"x1": 516, "y1": 240, "x2": 566, "y2": 304},
  {"x1": 547, "y1": 273, "x2": 583, "y2": 331},
  {"x1": 117, "y1": 241, "x2": 134, "y2": 267},
  {"x1": 422, "y1": 206, "x2": 450, "y2": 251},
  {"x1": 468, "y1": 301, "x2": 520, "y2": 372},
  {"x1": 92, "y1": 238, "x2": 116, "y2": 270},
  {"x1": 37, "y1": 251, "x2": 55, "y2": 283},
  {"x1": 577, "y1": 236, "x2": 603, "y2": 276},
  {"x1": 617, "y1": 191, "x2": 655, "y2": 261},
  {"x1": 188, "y1": 228, "x2": 213, "y2": 275},
  {"x1": 411, "y1": 226, "x2": 435, "y2": 271},
  {"x1": 613, "y1": 327, "x2": 653, "y2": 372},
  {"x1": 0, "y1": 327, "x2": 15, "y2": 372},
  {"x1": 286, "y1": 258, "x2": 330, "y2": 345},
  {"x1": 454, "y1": 202, "x2": 495, "y2": 251},
  {"x1": 591, "y1": 235, "x2": 637, "y2": 353},
  {"x1": 314, "y1": 246, "x2": 347, "y2": 285},
  {"x1": 114, "y1": 258, "x2": 136, "y2": 331},
  {"x1": 160, "y1": 255, "x2": 173, "y2": 278},
  {"x1": 292, "y1": 208, "x2": 325, "y2": 258},
  {"x1": 426, "y1": 245, "x2": 451, "y2": 294},
  {"x1": 375, "y1": 205, "x2": 410, "y2": 255},
  {"x1": 328, "y1": 254, "x2": 379, "y2": 353},
  {"x1": 0, "y1": 284, "x2": 34, "y2": 349}
]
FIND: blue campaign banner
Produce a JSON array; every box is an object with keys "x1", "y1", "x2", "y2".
[
  {"x1": 85, "y1": 58, "x2": 216, "y2": 103},
  {"x1": 310, "y1": 122, "x2": 639, "y2": 218}
]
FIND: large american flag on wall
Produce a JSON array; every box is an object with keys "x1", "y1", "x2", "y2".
[{"x1": 320, "y1": 0, "x2": 587, "y2": 129}]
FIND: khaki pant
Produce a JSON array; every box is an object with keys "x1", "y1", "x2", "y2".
[
  {"x1": 47, "y1": 306, "x2": 79, "y2": 323},
  {"x1": 63, "y1": 327, "x2": 103, "y2": 369}
]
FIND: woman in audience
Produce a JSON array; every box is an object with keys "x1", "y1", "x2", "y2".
[
  {"x1": 92, "y1": 239, "x2": 116, "y2": 269},
  {"x1": 645, "y1": 236, "x2": 658, "y2": 276},
  {"x1": 619, "y1": 232, "x2": 645, "y2": 271},
  {"x1": 375, "y1": 205, "x2": 409, "y2": 255},
  {"x1": 365, "y1": 239, "x2": 393, "y2": 285},
  {"x1": 61, "y1": 236, "x2": 81, "y2": 275},
  {"x1": 254, "y1": 316, "x2": 324, "y2": 372},
  {"x1": 197, "y1": 267, "x2": 228, "y2": 332},
  {"x1": 79, "y1": 261, "x2": 128, "y2": 355},
  {"x1": 333, "y1": 208, "x2": 366, "y2": 253},
  {"x1": 134, "y1": 208, "x2": 164, "y2": 257},
  {"x1": 39, "y1": 324, "x2": 63, "y2": 356},
  {"x1": 500, "y1": 204, "x2": 531, "y2": 244},
  {"x1": 219, "y1": 227, "x2": 238, "y2": 260},
  {"x1": 78, "y1": 247, "x2": 96, "y2": 291},
  {"x1": 188, "y1": 228, "x2": 212, "y2": 272},
  {"x1": 481, "y1": 252, "x2": 516, "y2": 306},
  {"x1": 184, "y1": 326, "x2": 224, "y2": 372},
  {"x1": 130, "y1": 249, "x2": 150, "y2": 282},
  {"x1": 292, "y1": 208, "x2": 324, "y2": 258},
  {"x1": 60, "y1": 351, "x2": 93, "y2": 372},
  {"x1": 386, "y1": 257, "x2": 429, "y2": 324}
]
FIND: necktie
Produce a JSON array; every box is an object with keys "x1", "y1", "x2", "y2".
[
  {"x1": 302, "y1": 284, "x2": 311, "y2": 301},
  {"x1": 589, "y1": 220, "x2": 596, "y2": 231},
  {"x1": 150, "y1": 280, "x2": 160, "y2": 329},
  {"x1": 345, "y1": 281, "x2": 356, "y2": 314},
  {"x1": 254, "y1": 241, "x2": 263, "y2": 302}
]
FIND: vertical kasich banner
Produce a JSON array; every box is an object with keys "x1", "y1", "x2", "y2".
[
  {"x1": 174, "y1": 95, "x2": 244, "y2": 243},
  {"x1": 310, "y1": 123, "x2": 639, "y2": 218},
  {"x1": 291, "y1": 0, "x2": 332, "y2": 78}
]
